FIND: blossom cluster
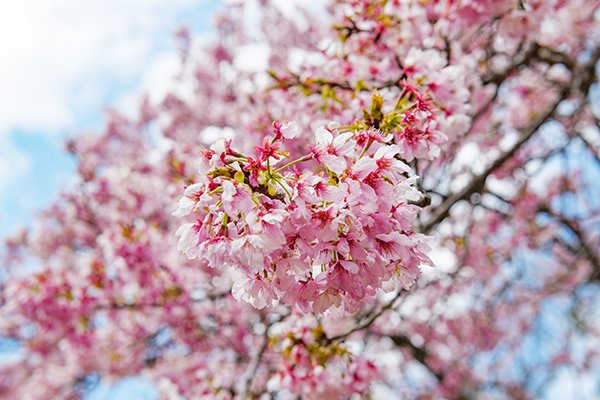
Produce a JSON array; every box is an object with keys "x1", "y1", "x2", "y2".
[
  {"x1": 175, "y1": 93, "x2": 435, "y2": 312},
  {"x1": 268, "y1": 319, "x2": 378, "y2": 399}
]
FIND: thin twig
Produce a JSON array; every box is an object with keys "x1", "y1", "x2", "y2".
[{"x1": 328, "y1": 291, "x2": 404, "y2": 342}]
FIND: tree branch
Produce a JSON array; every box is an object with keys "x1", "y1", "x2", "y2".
[
  {"x1": 386, "y1": 333, "x2": 472, "y2": 400},
  {"x1": 422, "y1": 84, "x2": 570, "y2": 233},
  {"x1": 327, "y1": 291, "x2": 404, "y2": 342},
  {"x1": 237, "y1": 312, "x2": 287, "y2": 399},
  {"x1": 539, "y1": 205, "x2": 600, "y2": 281}
]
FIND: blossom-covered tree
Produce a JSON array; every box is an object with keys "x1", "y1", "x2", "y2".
[{"x1": 2, "y1": 0, "x2": 600, "y2": 398}]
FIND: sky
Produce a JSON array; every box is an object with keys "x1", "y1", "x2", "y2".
[{"x1": 0, "y1": 0, "x2": 222, "y2": 241}]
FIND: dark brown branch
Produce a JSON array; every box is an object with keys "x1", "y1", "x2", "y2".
[
  {"x1": 422, "y1": 42, "x2": 600, "y2": 233},
  {"x1": 96, "y1": 290, "x2": 230, "y2": 311},
  {"x1": 408, "y1": 191, "x2": 432, "y2": 207},
  {"x1": 327, "y1": 291, "x2": 404, "y2": 342},
  {"x1": 482, "y1": 42, "x2": 540, "y2": 85},
  {"x1": 539, "y1": 206, "x2": 600, "y2": 281},
  {"x1": 237, "y1": 312, "x2": 288, "y2": 399},
  {"x1": 387, "y1": 333, "x2": 472, "y2": 400},
  {"x1": 238, "y1": 318, "x2": 270, "y2": 399},
  {"x1": 579, "y1": 134, "x2": 600, "y2": 166},
  {"x1": 422, "y1": 84, "x2": 570, "y2": 233},
  {"x1": 482, "y1": 43, "x2": 574, "y2": 86}
]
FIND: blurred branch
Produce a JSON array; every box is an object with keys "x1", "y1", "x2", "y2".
[
  {"x1": 423, "y1": 85, "x2": 570, "y2": 233},
  {"x1": 482, "y1": 42, "x2": 540, "y2": 85},
  {"x1": 482, "y1": 43, "x2": 574, "y2": 86},
  {"x1": 237, "y1": 318, "x2": 269, "y2": 399},
  {"x1": 96, "y1": 290, "x2": 230, "y2": 311},
  {"x1": 424, "y1": 46, "x2": 599, "y2": 233},
  {"x1": 384, "y1": 333, "x2": 472, "y2": 400},
  {"x1": 579, "y1": 134, "x2": 600, "y2": 165},
  {"x1": 327, "y1": 291, "x2": 404, "y2": 342},
  {"x1": 237, "y1": 312, "x2": 287, "y2": 399},
  {"x1": 539, "y1": 205, "x2": 600, "y2": 281}
]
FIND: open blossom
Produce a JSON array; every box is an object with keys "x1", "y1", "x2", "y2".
[
  {"x1": 273, "y1": 120, "x2": 299, "y2": 139},
  {"x1": 351, "y1": 143, "x2": 410, "y2": 181},
  {"x1": 220, "y1": 179, "x2": 253, "y2": 216},
  {"x1": 310, "y1": 127, "x2": 355, "y2": 175}
]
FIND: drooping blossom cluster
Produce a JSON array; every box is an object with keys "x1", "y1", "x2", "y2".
[{"x1": 175, "y1": 90, "x2": 436, "y2": 312}]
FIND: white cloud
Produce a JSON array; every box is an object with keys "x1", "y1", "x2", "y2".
[{"x1": 0, "y1": 0, "x2": 200, "y2": 136}]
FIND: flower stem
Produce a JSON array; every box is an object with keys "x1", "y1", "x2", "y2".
[{"x1": 274, "y1": 155, "x2": 312, "y2": 173}]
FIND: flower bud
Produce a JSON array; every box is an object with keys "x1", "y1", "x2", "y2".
[
  {"x1": 234, "y1": 170, "x2": 245, "y2": 183},
  {"x1": 267, "y1": 181, "x2": 277, "y2": 197}
]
